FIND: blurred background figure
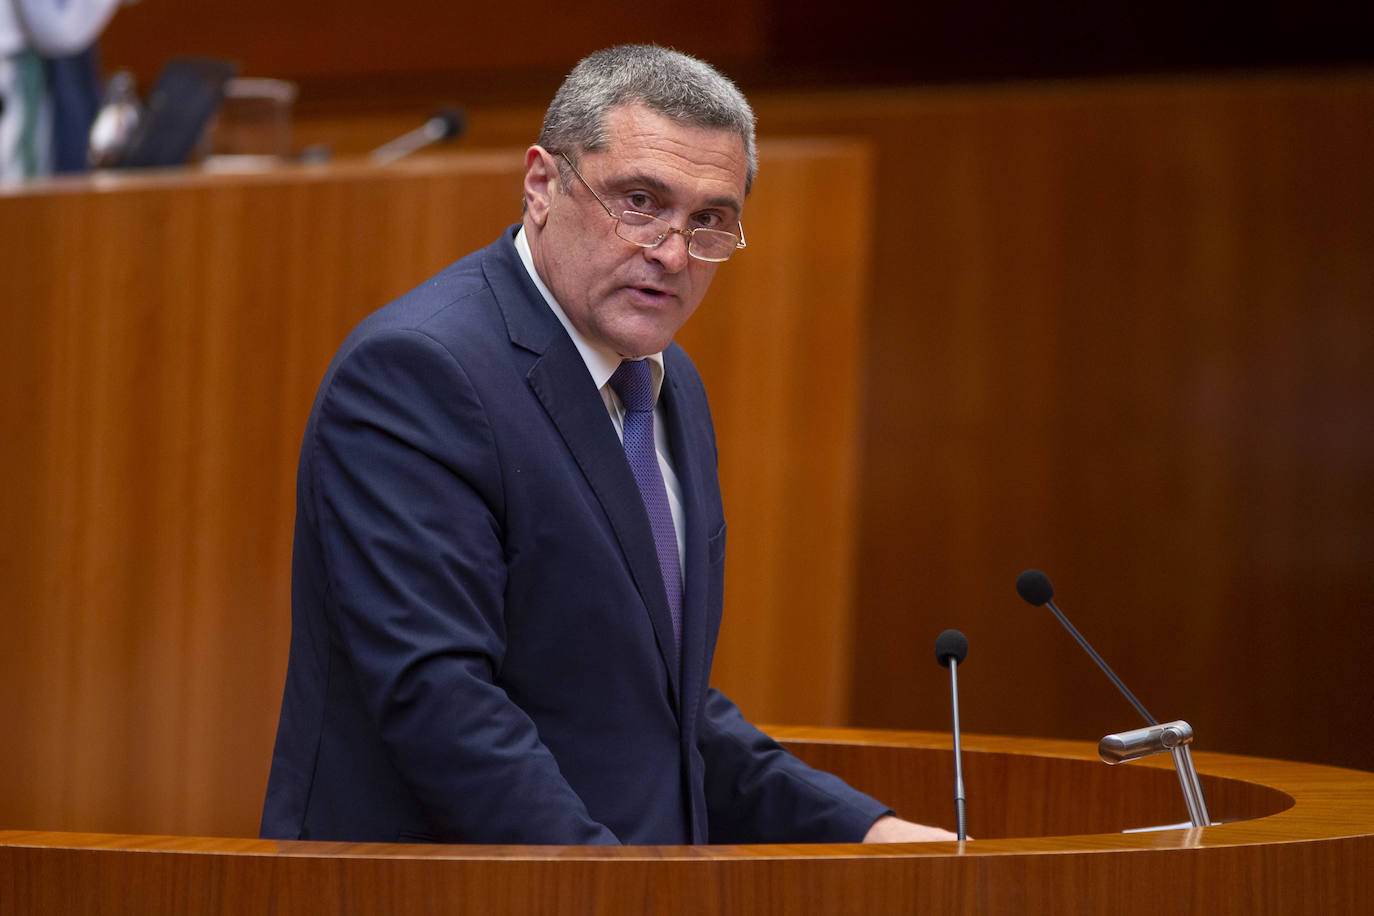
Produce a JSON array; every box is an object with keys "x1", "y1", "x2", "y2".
[{"x1": 0, "y1": 0, "x2": 129, "y2": 179}]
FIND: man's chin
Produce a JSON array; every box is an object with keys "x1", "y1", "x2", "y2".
[
  {"x1": 605, "y1": 314, "x2": 690, "y2": 359},
  {"x1": 613, "y1": 333, "x2": 677, "y2": 360}
]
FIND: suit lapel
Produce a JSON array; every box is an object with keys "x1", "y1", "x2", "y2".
[
  {"x1": 659, "y1": 350, "x2": 711, "y2": 721},
  {"x1": 486, "y1": 231, "x2": 683, "y2": 701},
  {"x1": 659, "y1": 348, "x2": 717, "y2": 844}
]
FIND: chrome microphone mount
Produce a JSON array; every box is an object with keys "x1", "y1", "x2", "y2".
[{"x1": 1099, "y1": 719, "x2": 1211, "y2": 827}]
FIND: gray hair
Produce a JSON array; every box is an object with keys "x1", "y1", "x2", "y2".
[{"x1": 539, "y1": 45, "x2": 757, "y2": 194}]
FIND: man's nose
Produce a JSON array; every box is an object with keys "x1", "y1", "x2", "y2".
[{"x1": 646, "y1": 228, "x2": 692, "y2": 272}]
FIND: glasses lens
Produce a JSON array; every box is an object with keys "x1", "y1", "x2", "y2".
[
  {"x1": 617, "y1": 211, "x2": 670, "y2": 247},
  {"x1": 688, "y1": 229, "x2": 740, "y2": 262},
  {"x1": 615, "y1": 211, "x2": 742, "y2": 262}
]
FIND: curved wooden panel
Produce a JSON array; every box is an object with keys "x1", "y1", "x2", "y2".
[{"x1": 2, "y1": 729, "x2": 1371, "y2": 915}]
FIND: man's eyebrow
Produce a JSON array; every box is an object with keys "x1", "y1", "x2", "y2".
[
  {"x1": 607, "y1": 171, "x2": 743, "y2": 217},
  {"x1": 702, "y1": 194, "x2": 744, "y2": 216}
]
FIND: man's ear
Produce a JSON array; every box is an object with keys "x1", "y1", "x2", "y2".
[{"x1": 524, "y1": 146, "x2": 557, "y2": 227}]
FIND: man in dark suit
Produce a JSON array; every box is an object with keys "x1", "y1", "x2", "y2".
[{"x1": 261, "y1": 45, "x2": 954, "y2": 845}]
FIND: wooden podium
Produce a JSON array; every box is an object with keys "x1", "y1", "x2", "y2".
[{"x1": 2, "y1": 728, "x2": 1371, "y2": 914}]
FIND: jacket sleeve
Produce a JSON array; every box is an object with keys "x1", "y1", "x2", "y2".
[
  {"x1": 696, "y1": 688, "x2": 891, "y2": 843},
  {"x1": 307, "y1": 326, "x2": 619, "y2": 844}
]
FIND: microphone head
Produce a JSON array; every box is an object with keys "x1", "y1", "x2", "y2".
[
  {"x1": 429, "y1": 107, "x2": 466, "y2": 141},
  {"x1": 934, "y1": 629, "x2": 969, "y2": 667},
  {"x1": 1016, "y1": 569, "x2": 1054, "y2": 606}
]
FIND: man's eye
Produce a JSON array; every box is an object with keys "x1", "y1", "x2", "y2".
[
  {"x1": 694, "y1": 213, "x2": 723, "y2": 229},
  {"x1": 627, "y1": 193, "x2": 652, "y2": 210}
]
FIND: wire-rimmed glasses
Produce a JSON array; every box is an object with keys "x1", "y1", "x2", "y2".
[{"x1": 556, "y1": 151, "x2": 747, "y2": 263}]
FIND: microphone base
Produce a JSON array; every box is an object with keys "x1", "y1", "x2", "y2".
[
  {"x1": 1099, "y1": 720, "x2": 1211, "y2": 829},
  {"x1": 1171, "y1": 743, "x2": 1211, "y2": 828}
]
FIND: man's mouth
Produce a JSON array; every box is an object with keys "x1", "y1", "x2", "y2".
[{"x1": 631, "y1": 284, "x2": 674, "y2": 301}]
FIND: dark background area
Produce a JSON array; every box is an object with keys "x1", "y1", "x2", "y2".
[
  {"x1": 762, "y1": 0, "x2": 1374, "y2": 86},
  {"x1": 100, "y1": 1, "x2": 1374, "y2": 109}
]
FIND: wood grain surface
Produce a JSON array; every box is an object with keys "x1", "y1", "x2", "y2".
[
  {"x1": 2, "y1": 728, "x2": 1371, "y2": 915},
  {"x1": 751, "y1": 76, "x2": 1374, "y2": 777}
]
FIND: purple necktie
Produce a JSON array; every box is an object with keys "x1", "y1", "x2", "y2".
[{"x1": 609, "y1": 359, "x2": 683, "y2": 648}]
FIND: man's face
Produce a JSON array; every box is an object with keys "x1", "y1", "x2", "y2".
[{"x1": 523, "y1": 103, "x2": 748, "y2": 359}]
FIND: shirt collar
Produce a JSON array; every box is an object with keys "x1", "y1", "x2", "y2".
[{"x1": 514, "y1": 225, "x2": 665, "y2": 399}]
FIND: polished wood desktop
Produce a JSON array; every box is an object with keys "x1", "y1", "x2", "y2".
[{"x1": 2, "y1": 728, "x2": 1371, "y2": 914}]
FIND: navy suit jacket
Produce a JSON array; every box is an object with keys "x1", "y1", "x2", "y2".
[{"x1": 261, "y1": 226, "x2": 889, "y2": 845}]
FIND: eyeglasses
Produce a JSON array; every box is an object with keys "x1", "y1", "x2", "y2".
[{"x1": 556, "y1": 151, "x2": 747, "y2": 263}]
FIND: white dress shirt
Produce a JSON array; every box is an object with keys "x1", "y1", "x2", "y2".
[{"x1": 515, "y1": 227, "x2": 687, "y2": 572}]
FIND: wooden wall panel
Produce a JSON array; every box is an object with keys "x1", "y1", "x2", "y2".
[
  {"x1": 0, "y1": 155, "x2": 525, "y2": 836},
  {"x1": 0, "y1": 141, "x2": 870, "y2": 836},
  {"x1": 682, "y1": 144, "x2": 871, "y2": 726},
  {"x1": 753, "y1": 75, "x2": 1374, "y2": 774}
]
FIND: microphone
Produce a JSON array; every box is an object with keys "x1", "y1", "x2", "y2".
[
  {"x1": 1015, "y1": 569, "x2": 1157, "y2": 726},
  {"x1": 369, "y1": 108, "x2": 466, "y2": 165},
  {"x1": 934, "y1": 628, "x2": 969, "y2": 841},
  {"x1": 1017, "y1": 570, "x2": 1212, "y2": 827}
]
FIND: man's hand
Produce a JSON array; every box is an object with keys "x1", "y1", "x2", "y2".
[{"x1": 862, "y1": 815, "x2": 961, "y2": 843}]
